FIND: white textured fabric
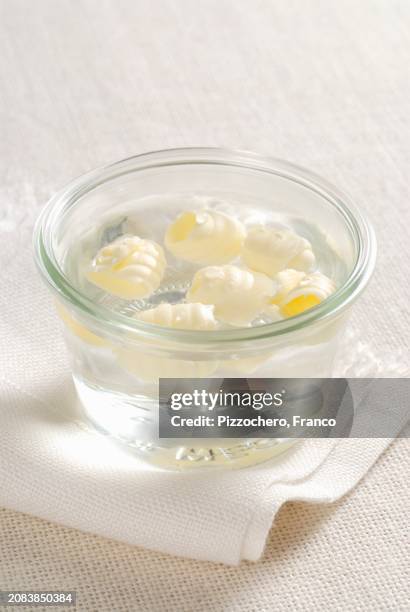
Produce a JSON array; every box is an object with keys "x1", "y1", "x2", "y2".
[
  {"x1": 0, "y1": 0, "x2": 409, "y2": 605},
  {"x1": 0, "y1": 437, "x2": 409, "y2": 612},
  {"x1": 0, "y1": 274, "x2": 407, "y2": 564}
]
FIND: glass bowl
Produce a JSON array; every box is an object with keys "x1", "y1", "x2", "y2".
[{"x1": 34, "y1": 148, "x2": 376, "y2": 470}]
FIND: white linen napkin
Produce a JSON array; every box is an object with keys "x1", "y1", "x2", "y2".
[{"x1": 0, "y1": 249, "x2": 408, "y2": 565}]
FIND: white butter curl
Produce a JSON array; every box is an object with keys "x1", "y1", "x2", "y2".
[
  {"x1": 281, "y1": 272, "x2": 336, "y2": 317},
  {"x1": 242, "y1": 226, "x2": 315, "y2": 277},
  {"x1": 56, "y1": 302, "x2": 108, "y2": 347},
  {"x1": 117, "y1": 303, "x2": 219, "y2": 382},
  {"x1": 135, "y1": 302, "x2": 218, "y2": 330},
  {"x1": 187, "y1": 265, "x2": 274, "y2": 326},
  {"x1": 86, "y1": 235, "x2": 166, "y2": 299},
  {"x1": 271, "y1": 269, "x2": 307, "y2": 305},
  {"x1": 164, "y1": 210, "x2": 246, "y2": 265}
]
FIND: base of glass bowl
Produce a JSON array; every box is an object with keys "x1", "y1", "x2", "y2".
[{"x1": 73, "y1": 375, "x2": 296, "y2": 470}]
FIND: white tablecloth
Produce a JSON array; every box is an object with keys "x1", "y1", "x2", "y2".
[{"x1": 0, "y1": 0, "x2": 409, "y2": 609}]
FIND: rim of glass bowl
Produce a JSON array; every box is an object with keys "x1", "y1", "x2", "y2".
[{"x1": 33, "y1": 147, "x2": 376, "y2": 345}]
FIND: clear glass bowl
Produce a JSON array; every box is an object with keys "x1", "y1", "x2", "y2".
[{"x1": 34, "y1": 148, "x2": 376, "y2": 470}]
